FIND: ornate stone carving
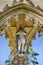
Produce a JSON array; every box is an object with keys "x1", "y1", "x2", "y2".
[
  {"x1": 16, "y1": 28, "x2": 27, "y2": 55},
  {"x1": 3, "y1": 4, "x2": 9, "y2": 11},
  {"x1": 0, "y1": 3, "x2": 43, "y2": 65}
]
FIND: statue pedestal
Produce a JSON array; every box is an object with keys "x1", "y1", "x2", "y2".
[{"x1": 12, "y1": 54, "x2": 29, "y2": 65}]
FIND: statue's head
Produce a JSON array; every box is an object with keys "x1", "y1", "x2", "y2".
[{"x1": 16, "y1": 26, "x2": 26, "y2": 36}]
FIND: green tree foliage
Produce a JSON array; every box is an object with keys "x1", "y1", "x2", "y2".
[
  {"x1": 5, "y1": 55, "x2": 13, "y2": 65},
  {"x1": 28, "y1": 47, "x2": 39, "y2": 65},
  {"x1": 31, "y1": 59, "x2": 39, "y2": 65}
]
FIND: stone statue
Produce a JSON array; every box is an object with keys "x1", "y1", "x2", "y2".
[{"x1": 16, "y1": 30, "x2": 27, "y2": 55}]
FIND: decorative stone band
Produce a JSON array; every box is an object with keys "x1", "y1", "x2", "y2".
[{"x1": 0, "y1": 4, "x2": 43, "y2": 20}]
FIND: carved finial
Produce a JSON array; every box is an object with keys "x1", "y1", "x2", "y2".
[
  {"x1": 36, "y1": 6, "x2": 43, "y2": 12},
  {"x1": 39, "y1": 31, "x2": 43, "y2": 36},
  {"x1": 26, "y1": 0, "x2": 35, "y2": 7},
  {"x1": 3, "y1": 4, "x2": 9, "y2": 11}
]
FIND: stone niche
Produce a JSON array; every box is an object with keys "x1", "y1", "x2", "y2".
[{"x1": 0, "y1": 3, "x2": 43, "y2": 65}]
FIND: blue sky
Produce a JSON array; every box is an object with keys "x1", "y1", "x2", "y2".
[
  {"x1": 32, "y1": 33, "x2": 43, "y2": 65},
  {"x1": 0, "y1": 33, "x2": 43, "y2": 65},
  {"x1": 0, "y1": 35, "x2": 10, "y2": 65}
]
